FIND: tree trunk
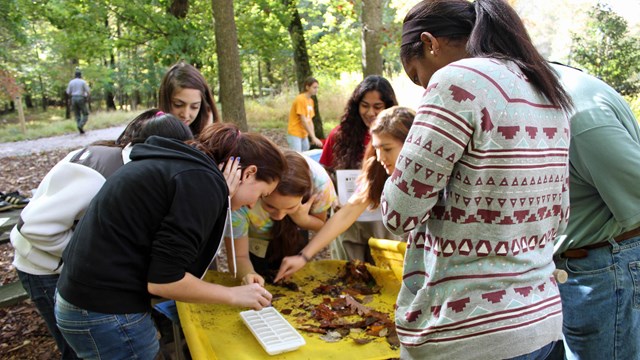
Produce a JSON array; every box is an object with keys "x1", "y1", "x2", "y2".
[
  {"x1": 16, "y1": 96, "x2": 26, "y2": 134},
  {"x1": 212, "y1": 0, "x2": 247, "y2": 130},
  {"x1": 105, "y1": 53, "x2": 117, "y2": 111},
  {"x1": 311, "y1": 95, "x2": 324, "y2": 140},
  {"x1": 25, "y1": 94, "x2": 33, "y2": 109},
  {"x1": 282, "y1": 0, "x2": 323, "y2": 139},
  {"x1": 361, "y1": 0, "x2": 383, "y2": 77},
  {"x1": 283, "y1": 0, "x2": 312, "y2": 92},
  {"x1": 169, "y1": 0, "x2": 189, "y2": 18}
]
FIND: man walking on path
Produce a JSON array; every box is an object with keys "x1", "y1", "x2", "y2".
[{"x1": 66, "y1": 70, "x2": 90, "y2": 134}]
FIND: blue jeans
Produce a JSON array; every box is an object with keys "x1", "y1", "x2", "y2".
[
  {"x1": 505, "y1": 341, "x2": 556, "y2": 360},
  {"x1": 17, "y1": 270, "x2": 80, "y2": 359},
  {"x1": 555, "y1": 236, "x2": 640, "y2": 360},
  {"x1": 287, "y1": 135, "x2": 309, "y2": 152},
  {"x1": 54, "y1": 293, "x2": 159, "y2": 360}
]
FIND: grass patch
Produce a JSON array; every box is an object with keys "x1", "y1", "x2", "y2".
[
  {"x1": 245, "y1": 75, "x2": 360, "y2": 137},
  {"x1": 0, "y1": 108, "x2": 137, "y2": 142}
]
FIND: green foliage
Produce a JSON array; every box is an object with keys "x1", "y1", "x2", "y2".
[
  {"x1": 570, "y1": 3, "x2": 640, "y2": 95},
  {"x1": 2, "y1": 0, "x2": 409, "y2": 114}
]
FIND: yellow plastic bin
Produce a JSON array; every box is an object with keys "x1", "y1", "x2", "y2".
[{"x1": 368, "y1": 238, "x2": 406, "y2": 281}]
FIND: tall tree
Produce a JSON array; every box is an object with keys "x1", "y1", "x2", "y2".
[
  {"x1": 282, "y1": 0, "x2": 323, "y2": 139},
  {"x1": 570, "y1": 3, "x2": 640, "y2": 95},
  {"x1": 282, "y1": 0, "x2": 312, "y2": 92},
  {"x1": 212, "y1": 0, "x2": 247, "y2": 129},
  {"x1": 361, "y1": 0, "x2": 383, "y2": 76}
]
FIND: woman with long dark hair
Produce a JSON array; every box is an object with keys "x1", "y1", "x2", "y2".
[
  {"x1": 320, "y1": 75, "x2": 401, "y2": 262},
  {"x1": 320, "y1": 75, "x2": 398, "y2": 172},
  {"x1": 382, "y1": 0, "x2": 572, "y2": 359}
]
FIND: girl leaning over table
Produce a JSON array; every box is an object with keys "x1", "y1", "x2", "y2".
[
  {"x1": 275, "y1": 106, "x2": 415, "y2": 282},
  {"x1": 54, "y1": 123, "x2": 286, "y2": 360},
  {"x1": 226, "y1": 150, "x2": 337, "y2": 286}
]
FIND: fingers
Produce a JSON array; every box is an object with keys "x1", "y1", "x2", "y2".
[
  {"x1": 220, "y1": 157, "x2": 242, "y2": 196},
  {"x1": 242, "y1": 273, "x2": 265, "y2": 287},
  {"x1": 273, "y1": 256, "x2": 303, "y2": 283},
  {"x1": 273, "y1": 266, "x2": 288, "y2": 284},
  {"x1": 248, "y1": 283, "x2": 272, "y2": 310}
]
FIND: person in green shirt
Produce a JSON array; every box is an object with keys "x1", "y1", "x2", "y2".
[{"x1": 552, "y1": 62, "x2": 640, "y2": 360}]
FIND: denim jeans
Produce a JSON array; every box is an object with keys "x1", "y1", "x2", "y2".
[
  {"x1": 16, "y1": 270, "x2": 80, "y2": 359},
  {"x1": 505, "y1": 341, "x2": 556, "y2": 360},
  {"x1": 554, "y1": 236, "x2": 640, "y2": 360},
  {"x1": 287, "y1": 135, "x2": 309, "y2": 152},
  {"x1": 54, "y1": 293, "x2": 159, "y2": 360}
]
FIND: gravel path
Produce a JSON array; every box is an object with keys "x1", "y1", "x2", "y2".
[{"x1": 0, "y1": 126, "x2": 126, "y2": 158}]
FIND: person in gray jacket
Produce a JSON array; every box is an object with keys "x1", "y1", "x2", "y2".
[{"x1": 66, "y1": 70, "x2": 90, "y2": 134}]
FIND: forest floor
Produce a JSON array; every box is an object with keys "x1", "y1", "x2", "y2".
[{"x1": 0, "y1": 126, "x2": 291, "y2": 359}]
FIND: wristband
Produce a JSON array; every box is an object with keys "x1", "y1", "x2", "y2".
[{"x1": 298, "y1": 252, "x2": 310, "y2": 263}]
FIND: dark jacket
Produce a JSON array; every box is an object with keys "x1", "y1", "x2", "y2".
[{"x1": 58, "y1": 136, "x2": 228, "y2": 314}]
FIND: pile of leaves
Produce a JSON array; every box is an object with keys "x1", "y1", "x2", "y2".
[{"x1": 271, "y1": 260, "x2": 399, "y2": 349}]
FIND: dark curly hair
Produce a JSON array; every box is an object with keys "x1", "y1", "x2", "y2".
[{"x1": 332, "y1": 75, "x2": 397, "y2": 171}]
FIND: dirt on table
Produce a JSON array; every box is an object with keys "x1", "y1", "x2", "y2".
[{"x1": 0, "y1": 127, "x2": 290, "y2": 359}]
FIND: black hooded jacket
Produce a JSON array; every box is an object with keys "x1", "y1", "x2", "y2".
[{"x1": 58, "y1": 136, "x2": 228, "y2": 314}]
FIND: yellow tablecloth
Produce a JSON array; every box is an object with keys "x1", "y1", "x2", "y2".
[{"x1": 177, "y1": 260, "x2": 400, "y2": 360}]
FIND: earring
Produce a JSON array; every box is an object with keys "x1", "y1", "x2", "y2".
[{"x1": 430, "y1": 50, "x2": 434, "y2": 55}]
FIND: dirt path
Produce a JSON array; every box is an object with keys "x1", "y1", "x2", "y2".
[{"x1": 0, "y1": 126, "x2": 126, "y2": 158}]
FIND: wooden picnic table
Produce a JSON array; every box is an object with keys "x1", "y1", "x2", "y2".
[
  {"x1": 0, "y1": 208, "x2": 28, "y2": 306},
  {"x1": 0, "y1": 208, "x2": 21, "y2": 244}
]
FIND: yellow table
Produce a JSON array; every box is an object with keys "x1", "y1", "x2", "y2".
[{"x1": 177, "y1": 260, "x2": 400, "y2": 360}]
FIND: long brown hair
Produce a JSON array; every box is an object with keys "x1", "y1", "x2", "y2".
[
  {"x1": 158, "y1": 61, "x2": 220, "y2": 136},
  {"x1": 400, "y1": 0, "x2": 572, "y2": 111},
  {"x1": 190, "y1": 123, "x2": 286, "y2": 185},
  {"x1": 332, "y1": 75, "x2": 398, "y2": 171},
  {"x1": 353, "y1": 106, "x2": 415, "y2": 208},
  {"x1": 268, "y1": 151, "x2": 313, "y2": 264}
]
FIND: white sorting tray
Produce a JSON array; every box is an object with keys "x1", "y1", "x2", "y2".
[{"x1": 240, "y1": 307, "x2": 306, "y2": 355}]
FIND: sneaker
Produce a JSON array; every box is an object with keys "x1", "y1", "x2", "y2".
[
  {"x1": 0, "y1": 200, "x2": 12, "y2": 212},
  {"x1": 0, "y1": 191, "x2": 30, "y2": 208}
]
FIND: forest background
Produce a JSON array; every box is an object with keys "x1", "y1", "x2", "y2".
[{"x1": 0, "y1": 0, "x2": 639, "y2": 141}]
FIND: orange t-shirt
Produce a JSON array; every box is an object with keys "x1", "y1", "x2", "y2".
[{"x1": 287, "y1": 94, "x2": 315, "y2": 138}]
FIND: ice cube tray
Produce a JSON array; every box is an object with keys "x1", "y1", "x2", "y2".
[{"x1": 240, "y1": 307, "x2": 306, "y2": 355}]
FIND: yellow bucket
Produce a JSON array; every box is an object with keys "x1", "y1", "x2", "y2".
[{"x1": 368, "y1": 238, "x2": 406, "y2": 281}]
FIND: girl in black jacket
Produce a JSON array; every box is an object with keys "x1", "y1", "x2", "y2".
[{"x1": 55, "y1": 123, "x2": 286, "y2": 360}]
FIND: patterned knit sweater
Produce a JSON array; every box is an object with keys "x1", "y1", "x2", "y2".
[{"x1": 381, "y1": 58, "x2": 570, "y2": 359}]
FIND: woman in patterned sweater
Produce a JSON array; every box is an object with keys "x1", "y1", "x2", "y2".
[{"x1": 382, "y1": 0, "x2": 573, "y2": 359}]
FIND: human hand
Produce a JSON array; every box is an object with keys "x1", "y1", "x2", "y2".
[
  {"x1": 311, "y1": 137, "x2": 323, "y2": 148},
  {"x1": 273, "y1": 255, "x2": 307, "y2": 283},
  {"x1": 289, "y1": 194, "x2": 316, "y2": 225},
  {"x1": 219, "y1": 156, "x2": 242, "y2": 197},
  {"x1": 241, "y1": 272, "x2": 265, "y2": 287},
  {"x1": 230, "y1": 283, "x2": 272, "y2": 310}
]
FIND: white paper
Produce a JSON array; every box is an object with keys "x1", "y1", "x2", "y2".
[{"x1": 335, "y1": 169, "x2": 382, "y2": 222}]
